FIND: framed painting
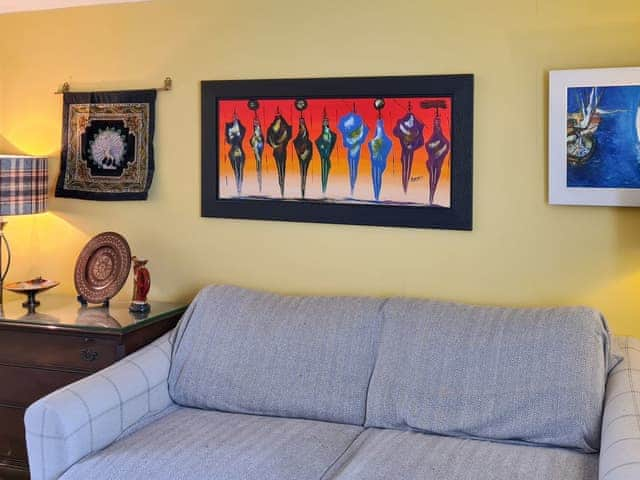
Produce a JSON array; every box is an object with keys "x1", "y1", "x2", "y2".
[
  {"x1": 202, "y1": 75, "x2": 474, "y2": 229},
  {"x1": 549, "y1": 67, "x2": 640, "y2": 206}
]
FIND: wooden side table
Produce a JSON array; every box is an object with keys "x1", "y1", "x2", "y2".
[{"x1": 0, "y1": 296, "x2": 187, "y2": 479}]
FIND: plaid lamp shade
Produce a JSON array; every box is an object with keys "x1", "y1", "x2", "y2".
[{"x1": 0, "y1": 156, "x2": 48, "y2": 216}]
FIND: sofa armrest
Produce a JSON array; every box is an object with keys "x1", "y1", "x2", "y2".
[
  {"x1": 599, "y1": 336, "x2": 640, "y2": 480},
  {"x1": 25, "y1": 330, "x2": 175, "y2": 480}
]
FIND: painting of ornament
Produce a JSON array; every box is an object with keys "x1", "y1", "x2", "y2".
[
  {"x1": 549, "y1": 67, "x2": 640, "y2": 206},
  {"x1": 202, "y1": 75, "x2": 473, "y2": 229}
]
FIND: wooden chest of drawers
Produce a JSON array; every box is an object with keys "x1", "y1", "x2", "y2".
[{"x1": 0, "y1": 296, "x2": 186, "y2": 479}]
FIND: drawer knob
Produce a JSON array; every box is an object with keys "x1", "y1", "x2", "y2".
[{"x1": 80, "y1": 349, "x2": 99, "y2": 362}]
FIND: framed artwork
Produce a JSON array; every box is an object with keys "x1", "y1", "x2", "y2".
[
  {"x1": 201, "y1": 75, "x2": 474, "y2": 229},
  {"x1": 549, "y1": 67, "x2": 640, "y2": 206},
  {"x1": 55, "y1": 90, "x2": 156, "y2": 201}
]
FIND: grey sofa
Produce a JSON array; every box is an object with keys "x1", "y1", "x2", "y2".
[{"x1": 25, "y1": 285, "x2": 640, "y2": 480}]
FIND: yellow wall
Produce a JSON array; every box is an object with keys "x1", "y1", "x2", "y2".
[{"x1": 1, "y1": 0, "x2": 640, "y2": 335}]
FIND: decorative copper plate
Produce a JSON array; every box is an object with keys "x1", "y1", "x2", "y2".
[{"x1": 74, "y1": 232, "x2": 131, "y2": 304}]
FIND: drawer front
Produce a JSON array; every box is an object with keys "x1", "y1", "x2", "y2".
[
  {"x1": 0, "y1": 406, "x2": 27, "y2": 465},
  {"x1": 0, "y1": 330, "x2": 118, "y2": 372},
  {"x1": 0, "y1": 365, "x2": 86, "y2": 407},
  {"x1": 0, "y1": 463, "x2": 29, "y2": 480}
]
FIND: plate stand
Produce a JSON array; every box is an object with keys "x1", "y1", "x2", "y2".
[{"x1": 77, "y1": 295, "x2": 110, "y2": 308}]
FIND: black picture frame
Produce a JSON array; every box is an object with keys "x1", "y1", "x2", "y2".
[{"x1": 201, "y1": 74, "x2": 473, "y2": 230}]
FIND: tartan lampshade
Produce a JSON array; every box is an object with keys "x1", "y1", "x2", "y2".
[{"x1": 0, "y1": 155, "x2": 48, "y2": 216}]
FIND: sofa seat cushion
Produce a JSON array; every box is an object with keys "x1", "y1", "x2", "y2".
[
  {"x1": 325, "y1": 428, "x2": 598, "y2": 480},
  {"x1": 169, "y1": 285, "x2": 383, "y2": 425},
  {"x1": 365, "y1": 299, "x2": 619, "y2": 451},
  {"x1": 60, "y1": 407, "x2": 363, "y2": 480}
]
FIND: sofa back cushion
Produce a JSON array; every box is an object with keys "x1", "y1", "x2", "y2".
[
  {"x1": 168, "y1": 285, "x2": 383, "y2": 426},
  {"x1": 365, "y1": 298, "x2": 618, "y2": 452}
]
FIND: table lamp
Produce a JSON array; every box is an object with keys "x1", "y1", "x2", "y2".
[{"x1": 0, "y1": 155, "x2": 48, "y2": 306}]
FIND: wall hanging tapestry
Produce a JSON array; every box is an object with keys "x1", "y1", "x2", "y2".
[
  {"x1": 55, "y1": 89, "x2": 156, "y2": 200},
  {"x1": 549, "y1": 67, "x2": 640, "y2": 206},
  {"x1": 201, "y1": 75, "x2": 474, "y2": 230}
]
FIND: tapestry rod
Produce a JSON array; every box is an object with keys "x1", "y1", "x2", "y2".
[{"x1": 54, "y1": 77, "x2": 173, "y2": 94}]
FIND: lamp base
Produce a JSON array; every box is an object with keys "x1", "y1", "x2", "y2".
[{"x1": 0, "y1": 218, "x2": 9, "y2": 307}]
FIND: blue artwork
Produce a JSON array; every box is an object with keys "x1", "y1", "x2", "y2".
[
  {"x1": 338, "y1": 111, "x2": 369, "y2": 196},
  {"x1": 566, "y1": 85, "x2": 640, "y2": 188},
  {"x1": 368, "y1": 118, "x2": 392, "y2": 201}
]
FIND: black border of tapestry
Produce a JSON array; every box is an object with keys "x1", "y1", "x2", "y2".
[{"x1": 55, "y1": 90, "x2": 156, "y2": 201}]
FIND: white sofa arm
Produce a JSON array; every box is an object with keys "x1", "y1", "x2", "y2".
[
  {"x1": 25, "y1": 330, "x2": 175, "y2": 480},
  {"x1": 599, "y1": 336, "x2": 640, "y2": 480}
]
